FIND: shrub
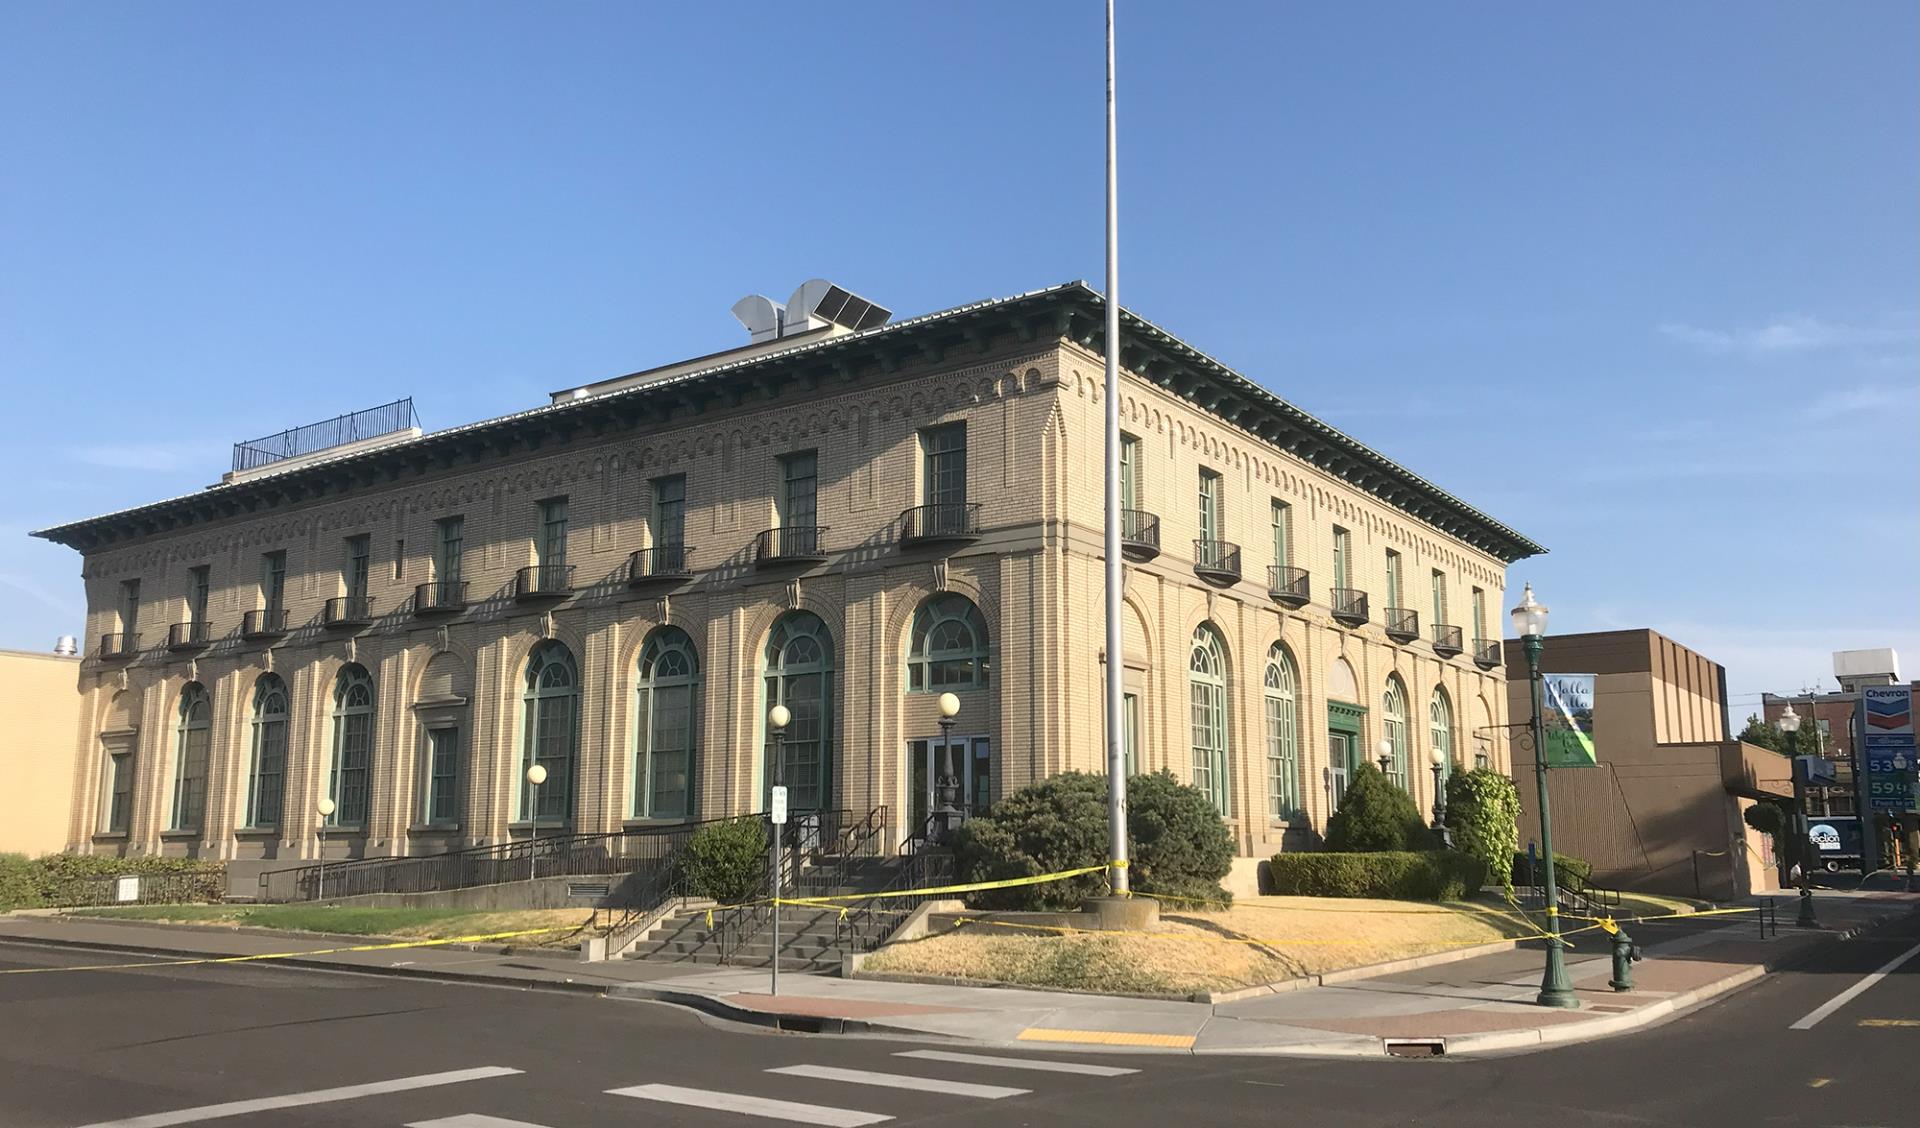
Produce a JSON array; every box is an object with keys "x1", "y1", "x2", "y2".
[
  {"x1": 679, "y1": 817, "x2": 768, "y2": 903},
  {"x1": 1444, "y1": 768, "x2": 1521, "y2": 894},
  {"x1": 0, "y1": 853, "x2": 41, "y2": 911},
  {"x1": 1743, "y1": 802, "x2": 1785, "y2": 838},
  {"x1": 1267, "y1": 851, "x2": 1488, "y2": 901},
  {"x1": 0, "y1": 854, "x2": 226, "y2": 909},
  {"x1": 1324, "y1": 763, "x2": 1429, "y2": 852},
  {"x1": 952, "y1": 770, "x2": 1234, "y2": 910}
]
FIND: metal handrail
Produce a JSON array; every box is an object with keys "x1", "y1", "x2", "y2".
[
  {"x1": 1268, "y1": 565, "x2": 1310, "y2": 605},
  {"x1": 323, "y1": 595, "x2": 372, "y2": 624},
  {"x1": 901, "y1": 503, "x2": 981, "y2": 542},
  {"x1": 628, "y1": 545, "x2": 693, "y2": 582},
  {"x1": 167, "y1": 621, "x2": 211, "y2": 649},
  {"x1": 1474, "y1": 637, "x2": 1502, "y2": 667},
  {"x1": 515, "y1": 564, "x2": 574, "y2": 598},
  {"x1": 1193, "y1": 539, "x2": 1241, "y2": 580},
  {"x1": 98, "y1": 632, "x2": 139, "y2": 658},
  {"x1": 241, "y1": 609, "x2": 287, "y2": 637},
  {"x1": 232, "y1": 398, "x2": 417, "y2": 473},
  {"x1": 756, "y1": 526, "x2": 829, "y2": 562},
  {"x1": 712, "y1": 807, "x2": 889, "y2": 966},
  {"x1": 415, "y1": 580, "x2": 467, "y2": 613},
  {"x1": 1119, "y1": 509, "x2": 1159, "y2": 552},
  {"x1": 1385, "y1": 607, "x2": 1420, "y2": 639},
  {"x1": 1330, "y1": 587, "x2": 1370, "y2": 623},
  {"x1": 1432, "y1": 623, "x2": 1464, "y2": 654}
]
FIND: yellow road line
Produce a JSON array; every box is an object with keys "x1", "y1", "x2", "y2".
[
  {"x1": 1808, "y1": 1077, "x2": 1832, "y2": 1088},
  {"x1": 1017, "y1": 1028, "x2": 1196, "y2": 1049},
  {"x1": 1858, "y1": 1018, "x2": 1920, "y2": 1027}
]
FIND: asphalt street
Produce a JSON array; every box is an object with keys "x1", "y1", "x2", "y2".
[{"x1": 2, "y1": 909, "x2": 1917, "y2": 1128}]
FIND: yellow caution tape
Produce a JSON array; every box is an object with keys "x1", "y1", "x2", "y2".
[
  {"x1": 0, "y1": 927, "x2": 568, "y2": 976},
  {"x1": 773, "y1": 863, "x2": 1113, "y2": 908}
]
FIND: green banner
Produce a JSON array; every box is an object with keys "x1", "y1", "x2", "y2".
[{"x1": 1542, "y1": 673, "x2": 1598, "y2": 767}]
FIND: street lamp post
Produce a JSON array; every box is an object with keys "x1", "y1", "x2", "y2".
[
  {"x1": 768, "y1": 704, "x2": 791, "y2": 997},
  {"x1": 1377, "y1": 739, "x2": 1394, "y2": 778},
  {"x1": 1513, "y1": 583, "x2": 1578, "y2": 1009},
  {"x1": 525, "y1": 763, "x2": 548, "y2": 883},
  {"x1": 315, "y1": 798, "x2": 336, "y2": 902},
  {"x1": 1430, "y1": 747, "x2": 1451, "y2": 849},
  {"x1": 934, "y1": 692, "x2": 963, "y2": 843},
  {"x1": 1776, "y1": 706, "x2": 1818, "y2": 927}
]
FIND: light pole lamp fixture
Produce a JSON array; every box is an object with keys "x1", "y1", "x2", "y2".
[
  {"x1": 1377, "y1": 738, "x2": 1394, "y2": 777},
  {"x1": 766, "y1": 705, "x2": 790, "y2": 997},
  {"x1": 935, "y1": 692, "x2": 963, "y2": 842},
  {"x1": 1511, "y1": 582, "x2": 1578, "y2": 1009},
  {"x1": 1774, "y1": 706, "x2": 1819, "y2": 926},
  {"x1": 525, "y1": 762, "x2": 548, "y2": 883},
  {"x1": 1430, "y1": 745, "x2": 1451, "y2": 848},
  {"x1": 315, "y1": 798, "x2": 336, "y2": 902}
]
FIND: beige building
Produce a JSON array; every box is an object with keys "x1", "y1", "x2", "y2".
[
  {"x1": 34, "y1": 281, "x2": 1540, "y2": 885},
  {"x1": 0, "y1": 647, "x2": 82, "y2": 856},
  {"x1": 1506, "y1": 629, "x2": 1787, "y2": 899}
]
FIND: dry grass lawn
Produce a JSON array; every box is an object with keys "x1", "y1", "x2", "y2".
[
  {"x1": 861, "y1": 895, "x2": 1544, "y2": 995},
  {"x1": 70, "y1": 905, "x2": 594, "y2": 948}
]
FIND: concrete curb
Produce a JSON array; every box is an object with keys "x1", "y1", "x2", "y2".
[{"x1": 25, "y1": 915, "x2": 581, "y2": 959}]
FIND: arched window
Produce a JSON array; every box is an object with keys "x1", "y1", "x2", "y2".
[
  {"x1": 765, "y1": 612, "x2": 834, "y2": 811},
  {"x1": 169, "y1": 683, "x2": 211, "y2": 831},
  {"x1": 521, "y1": 641, "x2": 578, "y2": 825},
  {"x1": 1430, "y1": 686, "x2": 1455, "y2": 790},
  {"x1": 1264, "y1": 645, "x2": 1302, "y2": 820},
  {"x1": 1381, "y1": 675, "x2": 1409, "y2": 790},
  {"x1": 328, "y1": 665, "x2": 375, "y2": 827},
  {"x1": 246, "y1": 675, "x2": 289, "y2": 829},
  {"x1": 906, "y1": 594, "x2": 989, "y2": 691},
  {"x1": 1189, "y1": 624, "x2": 1230, "y2": 815},
  {"x1": 636, "y1": 627, "x2": 699, "y2": 819}
]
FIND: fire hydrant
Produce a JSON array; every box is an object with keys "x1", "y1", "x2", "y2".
[{"x1": 1608, "y1": 926, "x2": 1640, "y2": 992}]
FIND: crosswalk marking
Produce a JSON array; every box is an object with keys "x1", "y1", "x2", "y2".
[
  {"x1": 609, "y1": 1083, "x2": 892, "y2": 1127},
  {"x1": 893, "y1": 1050, "x2": 1140, "y2": 1077},
  {"x1": 766, "y1": 1065, "x2": 1030, "y2": 1100},
  {"x1": 408, "y1": 1117, "x2": 554, "y2": 1128},
  {"x1": 71, "y1": 1067, "x2": 523, "y2": 1128}
]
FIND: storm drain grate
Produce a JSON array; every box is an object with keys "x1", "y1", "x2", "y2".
[{"x1": 1383, "y1": 1039, "x2": 1446, "y2": 1058}]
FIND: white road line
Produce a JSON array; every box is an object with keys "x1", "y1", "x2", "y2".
[
  {"x1": 766, "y1": 1064, "x2": 1030, "y2": 1099},
  {"x1": 893, "y1": 1050, "x2": 1139, "y2": 1077},
  {"x1": 407, "y1": 1117, "x2": 553, "y2": 1128},
  {"x1": 72, "y1": 1066, "x2": 523, "y2": 1128},
  {"x1": 608, "y1": 1083, "x2": 891, "y2": 1127},
  {"x1": 1791, "y1": 939, "x2": 1920, "y2": 1030}
]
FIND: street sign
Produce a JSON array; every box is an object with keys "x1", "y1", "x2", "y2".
[
  {"x1": 769, "y1": 785, "x2": 789, "y2": 825},
  {"x1": 1542, "y1": 674, "x2": 1598, "y2": 767},
  {"x1": 1862, "y1": 686, "x2": 1916, "y2": 813},
  {"x1": 115, "y1": 875, "x2": 138, "y2": 903}
]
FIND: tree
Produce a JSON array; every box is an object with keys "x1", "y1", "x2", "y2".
[
  {"x1": 1444, "y1": 767, "x2": 1522, "y2": 895},
  {"x1": 1737, "y1": 714, "x2": 1786, "y2": 753},
  {"x1": 1324, "y1": 763, "x2": 1430, "y2": 852}
]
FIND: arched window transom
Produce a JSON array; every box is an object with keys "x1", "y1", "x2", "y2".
[
  {"x1": 247, "y1": 675, "x2": 289, "y2": 829},
  {"x1": 1189, "y1": 624, "x2": 1230, "y2": 815},
  {"x1": 907, "y1": 594, "x2": 989, "y2": 692},
  {"x1": 329, "y1": 665, "x2": 376, "y2": 827},
  {"x1": 170, "y1": 683, "x2": 212, "y2": 832},
  {"x1": 1264, "y1": 645, "x2": 1302, "y2": 821},
  {"x1": 521, "y1": 641, "x2": 579, "y2": 824}
]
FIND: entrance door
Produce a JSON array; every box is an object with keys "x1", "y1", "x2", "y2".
[
  {"x1": 1328, "y1": 730, "x2": 1356, "y2": 807},
  {"x1": 909, "y1": 736, "x2": 990, "y2": 833}
]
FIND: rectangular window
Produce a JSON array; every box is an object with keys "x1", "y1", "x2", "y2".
[
  {"x1": 393, "y1": 539, "x2": 405, "y2": 580},
  {"x1": 1431, "y1": 569, "x2": 1448, "y2": 627},
  {"x1": 1472, "y1": 586, "x2": 1487, "y2": 641},
  {"x1": 1198, "y1": 470, "x2": 1222, "y2": 543},
  {"x1": 1384, "y1": 550, "x2": 1402, "y2": 610},
  {"x1": 1266, "y1": 688, "x2": 1299, "y2": 821},
  {"x1": 636, "y1": 680, "x2": 693, "y2": 820},
  {"x1": 426, "y1": 728, "x2": 460, "y2": 824},
  {"x1": 118, "y1": 579, "x2": 140, "y2": 635},
  {"x1": 1331, "y1": 527, "x2": 1350, "y2": 590},
  {"x1": 538, "y1": 498, "x2": 569, "y2": 568},
  {"x1": 261, "y1": 551, "x2": 286, "y2": 614},
  {"x1": 435, "y1": 516, "x2": 464, "y2": 585},
  {"x1": 1119, "y1": 434, "x2": 1140, "y2": 510},
  {"x1": 104, "y1": 751, "x2": 133, "y2": 834},
  {"x1": 344, "y1": 534, "x2": 371, "y2": 601},
  {"x1": 1270, "y1": 500, "x2": 1290, "y2": 566},
  {"x1": 779, "y1": 452, "x2": 818, "y2": 528},
  {"x1": 1122, "y1": 692, "x2": 1140, "y2": 776},
  {"x1": 187, "y1": 566, "x2": 210, "y2": 625},
  {"x1": 922, "y1": 423, "x2": 967, "y2": 508},
  {"x1": 652, "y1": 476, "x2": 686, "y2": 548},
  {"x1": 332, "y1": 714, "x2": 372, "y2": 828}
]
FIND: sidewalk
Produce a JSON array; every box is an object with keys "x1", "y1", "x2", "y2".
[{"x1": 3, "y1": 891, "x2": 1913, "y2": 1058}]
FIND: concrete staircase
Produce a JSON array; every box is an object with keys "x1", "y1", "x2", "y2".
[{"x1": 624, "y1": 854, "x2": 903, "y2": 972}]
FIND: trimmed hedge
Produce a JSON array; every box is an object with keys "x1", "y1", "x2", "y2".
[
  {"x1": 0, "y1": 853, "x2": 226, "y2": 910},
  {"x1": 1324, "y1": 763, "x2": 1430, "y2": 852},
  {"x1": 679, "y1": 817, "x2": 768, "y2": 903},
  {"x1": 1267, "y1": 851, "x2": 1488, "y2": 901}
]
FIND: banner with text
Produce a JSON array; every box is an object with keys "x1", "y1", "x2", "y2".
[
  {"x1": 1862, "y1": 685, "x2": 1916, "y2": 814},
  {"x1": 1542, "y1": 673, "x2": 1599, "y2": 767}
]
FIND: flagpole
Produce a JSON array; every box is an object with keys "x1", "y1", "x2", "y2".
[{"x1": 1103, "y1": 0, "x2": 1130, "y2": 896}]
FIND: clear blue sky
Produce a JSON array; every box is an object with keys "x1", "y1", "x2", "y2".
[{"x1": 3, "y1": 2, "x2": 1914, "y2": 717}]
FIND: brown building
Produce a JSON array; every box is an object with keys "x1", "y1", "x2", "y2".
[
  {"x1": 0, "y1": 646, "x2": 83, "y2": 856},
  {"x1": 1506, "y1": 629, "x2": 1786, "y2": 900},
  {"x1": 33, "y1": 280, "x2": 1540, "y2": 891}
]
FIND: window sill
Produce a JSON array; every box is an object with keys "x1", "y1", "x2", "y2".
[
  {"x1": 622, "y1": 817, "x2": 693, "y2": 828},
  {"x1": 158, "y1": 830, "x2": 202, "y2": 840},
  {"x1": 91, "y1": 832, "x2": 129, "y2": 842},
  {"x1": 233, "y1": 828, "x2": 280, "y2": 839},
  {"x1": 318, "y1": 826, "x2": 368, "y2": 836},
  {"x1": 409, "y1": 823, "x2": 461, "y2": 834},
  {"x1": 507, "y1": 821, "x2": 571, "y2": 833}
]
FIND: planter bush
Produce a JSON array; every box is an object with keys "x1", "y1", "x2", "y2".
[
  {"x1": 679, "y1": 817, "x2": 768, "y2": 904},
  {"x1": 1444, "y1": 768, "x2": 1521, "y2": 894},
  {"x1": 1324, "y1": 763, "x2": 1430, "y2": 852},
  {"x1": 1267, "y1": 851, "x2": 1488, "y2": 901},
  {"x1": 952, "y1": 770, "x2": 1234, "y2": 910}
]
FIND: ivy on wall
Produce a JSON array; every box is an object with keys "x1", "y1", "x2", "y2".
[{"x1": 1444, "y1": 768, "x2": 1522, "y2": 895}]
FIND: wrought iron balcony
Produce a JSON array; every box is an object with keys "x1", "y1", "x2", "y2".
[
  {"x1": 98, "y1": 632, "x2": 138, "y2": 660},
  {"x1": 1268, "y1": 565, "x2": 1311, "y2": 609},
  {"x1": 414, "y1": 580, "x2": 467, "y2": 615},
  {"x1": 1385, "y1": 607, "x2": 1421, "y2": 643},
  {"x1": 1474, "y1": 637, "x2": 1503, "y2": 670},
  {"x1": 1193, "y1": 539, "x2": 1241, "y2": 585},
  {"x1": 322, "y1": 595, "x2": 373, "y2": 628},
  {"x1": 241, "y1": 608, "x2": 288, "y2": 640},
  {"x1": 1432, "y1": 623, "x2": 1464, "y2": 657},
  {"x1": 1329, "y1": 587, "x2": 1370, "y2": 627},
  {"x1": 900, "y1": 503, "x2": 981, "y2": 546},
  {"x1": 167, "y1": 621, "x2": 211, "y2": 652},
  {"x1": 1119, "y1": 509, "x2": 1160, "y2": 562},
  {"x1": 755, "y1": 526, "x2": 829, "y2": 567},
  {"x1": 627, "y1": 545, "x2": 694, "y2": 587},
  {"x1": 515, "y1": 564, "x2": 574, "y2": 601}
]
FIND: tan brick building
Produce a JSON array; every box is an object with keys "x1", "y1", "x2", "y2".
[
  {"x1": 34, "y1": 281, "x2": 1540, "y2": 884},
  {"x1": 0, "y1": 647, "x2": 82, "y2": 855}
]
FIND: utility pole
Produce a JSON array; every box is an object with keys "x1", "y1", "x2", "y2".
[{"x1": 1101, "y1": 0, "x2": 1130, "y2": 895}]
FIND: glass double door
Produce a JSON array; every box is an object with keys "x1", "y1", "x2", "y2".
[
  {"x1": 1328, "y1": 730, "x2": 1358, "y2": 807},
  {"x1": 909, "y1": 736, "x2": 991, "y2": 831}
]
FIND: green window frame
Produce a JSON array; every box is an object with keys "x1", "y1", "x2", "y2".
[
  {"x1": 1122, "y1": 692, "x2": 1141, "y2": 776},
  {"x1": 764, "y1": 611, "x2": 834, "y2": 812},
  {"x1": 435, "y1": 516, "x2": 464, "y2": 585},
  {"x1": 119, "y1": 579, "x2": 141, "y2": 635},
  {"x1": 1430, "y1": 687, "x2": 1455, "y2": 787},
  {"x1": 1381, "y1": 675, "x2": 1409, "y2": 789},
  {"x1": 1385, "y1": 550, "x2": 1402, "y2": 611},
  {"x1": 537, "y1": 498, "x2": 569, "y2": 569},
  {"x1": 1270, "y1": 500, "x2": 1290, "y2": 566},
  {"x1": 1472, "y1": 587, "x2": 1487, "y2": 644},
  {"x1": 1119, "y1": 433, "x2": 1140, "y2": 510},
  {"x1": 1264, "y1": 645, "x2": 1303, "y2": 821},
  {"x1": 261, "y1": 551, "x2": 286, "y2": 614},
  {"x1": 246, "y1": 675, "x2": 289, "y2": 830},
  {"x1": 328, "y1": 665, "x2": 375, "y2": 827},
  {"x1": 169, "y1": 683, "x2": 211, "y2": 832},
  {"x1": 1188, "y1": 624, "x2": 1230, "y2": 815},
  {"x1": 1431, "y1": 569, "x2": 1447, "y2": 628},
  {"x1": 635, "y1": 627, "x2": 698, "y2": 820},
  {"x1": 921, "y1": 423, "x2": 967, "y2": 508},
  {"x1": 425, "y1": 727, "x2": 460, "y2": 825},
  {"x1": 779, "y1": 452, "x2": 818, "y2": 529},
  {"x1": 104, "y1": 750, "x2": 134, "y2": 834},
  {"x1": 906, "y1": 593, "x2": 989, "y2": 692},
  {"x1": 1332, "y1": 527, "x2": 1350, "y2": 590},
  {"x1": 1198, "y1": 470, "x2": 1222, "y2": 544},
  {"x1": 652, "y1": 475, "x2": 686, "y2": 548},
  {"x1": 344, "y1": 534, "x2": 371, "y2": 601},
  {"x1": 187, "y1": 565, "x2": 210, "y2": 625},
  {"x1": 520, "y1": 641, "x2": 578, "y2": 825}
]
